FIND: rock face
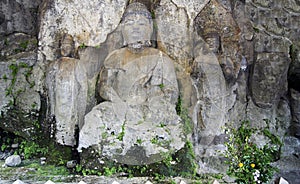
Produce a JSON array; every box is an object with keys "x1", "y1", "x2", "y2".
[
  {"x1": 251, "y1": 35, "x2": 291, "y2": 108},
  {"x1": 0, "y1": 0, "x2": 41, "y2": 36},
  {"x1": 38, "y1": 0, "x2": 127, "y2": 61},
  {"x1": 0, "y1": 0, "x2": 44, "y2": 141}
]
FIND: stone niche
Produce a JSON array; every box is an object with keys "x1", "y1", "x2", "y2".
[{"x1": 1, "y1": 0, "x2": 299, "y2": 181}]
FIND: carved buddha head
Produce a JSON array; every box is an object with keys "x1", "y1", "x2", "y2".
[
  {"x1": 204, "y1": 32, "x2": 220, "y2": 54},
  {"x1": 121, "y1": 2, "x2": 153, "y2": 48},
  {"x1": 60, "y1": 34, "x2": 74, "y2": 57}
]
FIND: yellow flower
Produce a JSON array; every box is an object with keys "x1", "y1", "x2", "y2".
[
  {"x1": 251, "y1": 163, "x2": 255, "y2": 168},
  {"x1": 238, "y1": 163, "x2": 244, "y2": 167}
]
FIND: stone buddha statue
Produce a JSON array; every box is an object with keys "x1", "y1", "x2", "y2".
[
  {"x1": 46, "y1": 33, "x2": 80, "y2": 146},
  {"x1": 78, "y1": 2, "x2": 185, "y2": 165}
]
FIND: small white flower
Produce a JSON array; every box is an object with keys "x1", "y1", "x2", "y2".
[{"x1": 170, "y1": 161, "x2": 176, "y2": 165}]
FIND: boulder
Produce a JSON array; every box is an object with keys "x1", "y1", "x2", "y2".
[{"x1": 5, "y1": 155, "x2": 21, "y2": 167}]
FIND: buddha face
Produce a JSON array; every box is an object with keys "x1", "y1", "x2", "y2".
[
  {"x1": 60, "y1": 34, "x2": 74, "y2": 57},
  {"x1": 122, "y1": 14, "x2": 153, "y2": 45},
  {"x1": 205, "y1": 34, "x2": 220, "y2": 54}
]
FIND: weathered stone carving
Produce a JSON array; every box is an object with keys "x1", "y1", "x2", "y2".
[
  {"x1": 78, "y1": 3, "x2": 186, "y2": 165},
  {"x1": 46, "y1": 34, "x2": 80, "y2": 146},
  {"x1": 194, "y1": 0, "x2": 241, "y2": 82}
]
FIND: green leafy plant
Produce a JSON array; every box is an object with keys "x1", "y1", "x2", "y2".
[
  {"x1": 159, "y1": 83, "x2": 164, "y2": 89},
  {"x1": 19, "y1": 40, "x2": 29, "y2": 50},
  {"x1": 117, "y1": 122, "x2": 126, "y2": 141},
  {"x1": 103, "y1": 166, "x2": 117, "y2": 176},
  {"x1": 79, "y1": 43, "x2": 86, "y2": 49},
  {"x1": 136, "y1": 138, "x2": 143, "y2": 145},
  {"x1": 5, "y1": 62, "x2": 34, "y2": 106},
  {"x1": 223, "y1": 120, "x2": 282, "y2": 184},
  {"x1": 17, "y1": 140, "x2": 49, "y2": 159}
]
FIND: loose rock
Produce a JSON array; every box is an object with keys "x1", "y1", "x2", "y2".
[
  {"x1": 44, "y1": 180, "x2": 55, "y2": 184},
  {"x1": 12, "y1": 180, "x2": 26, "y2": 184},
  {"x1": 5, "y1": 155, "x2": 21, "y2": 167},
  {"x1": 279, "y1": 177, "x2": 289, "y2": 184},
  {"x1": 66, "y1": 160, "x2": 77, "y2": 169}
]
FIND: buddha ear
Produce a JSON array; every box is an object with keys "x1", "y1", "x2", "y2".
[
  {"x1": 149, "y1": 20, "x2": 154, "y2": 36},
  {"x1": 121, "y1": 22, "x2": 127, "y2": 46},
  {"x1": 123, "y1": 39, "x2": 128, "y2": 47}
]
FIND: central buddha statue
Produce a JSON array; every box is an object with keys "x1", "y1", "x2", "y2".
[{"x1": 78, "y1": 2, "x2": 186, "y2": 165}]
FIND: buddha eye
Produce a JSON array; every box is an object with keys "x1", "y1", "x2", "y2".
[{"x1": 125, "y1": 19, "x2": 134, "y2": 25}]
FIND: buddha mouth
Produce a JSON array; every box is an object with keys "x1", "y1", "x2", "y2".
[{"x1": 131, "y1": 31, "x2": 142, "y2": 36}]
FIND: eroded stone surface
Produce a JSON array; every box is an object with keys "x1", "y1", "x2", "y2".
[
  {"x1": 0, "y1": 0, "x2": 41, "y2": 36},
  {"x1": 155, "y1": 0, "x2": 193, "y2": 65},
  {"x1": 251, "y1": 52, "x2": 291, "y2": 108},
  {"x1": 38, "y1": 0, "x2": 127, "y2": 61}
]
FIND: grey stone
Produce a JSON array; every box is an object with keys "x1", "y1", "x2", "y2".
[
  {"x1": 155, "y1": 0, "x2": 193, "y2": 64},
  {"x1": 0, "y1": 0, "x2": 41, "y2": 35},
  {"x1": 290, "y1": 89, "x2": 300, "y2": 137},
  {"x1": 11, "y1": 144, "x2": 19, "y2": 149},
  {"x1": 179, "y1": 181, "x2": 187, "y2": 184},
  {"x1": 66, "y1": 160, "x2": 77, "y2": 169},
  {"x1": 251, "y1": 52, "x2": 290, "y2": 108},
  {"x1": 155, "y1": 0, "x2": 210, "y2": 64},
  {"x1": 0, "y1": 0, "x2": 299, "y2": 179},
  {"x1": 279, "y1": 177, "x2": 289, "y2": 184},
  {"x1": 276, "y1": 171, "x2": 300, "y2": 184},
  {"x1": 12, "y1": 180, "x2": 26, "y2": 184},
  {"x1": 246, "y1": 99, "x2": 290, "y2": 138},
  {"x1": 0, "y1": 151, "x2": 12, "y2": 160},
  {"x1": 281, "y1": 136, "x2": 300, "y2": 157},
  {"x1": 212, "y1": 180, "x2": 220, "y2": 184},
  {"x1": 5, "y1": 155, "x2": 21, "y2": 167},
  {"x1": 169, "y1": 0, "x2": 210, "y2": 21},
  {"x1": 38, "y1": 0, "x2": 127, "y2": 61},
  {"x1": 0, "y1": 53, "x2": 40, "y2": 114},
  {"x1": 44, "y1": 180, "x2": 55, "y2": 184}
]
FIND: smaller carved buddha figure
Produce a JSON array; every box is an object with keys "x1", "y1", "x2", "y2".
[
  {"x1": 46, "y1": 33, "x2": 80, "y2": 146},
  {"x1": 204, "y1": 32, "x2": 221, "y2": 54}
]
